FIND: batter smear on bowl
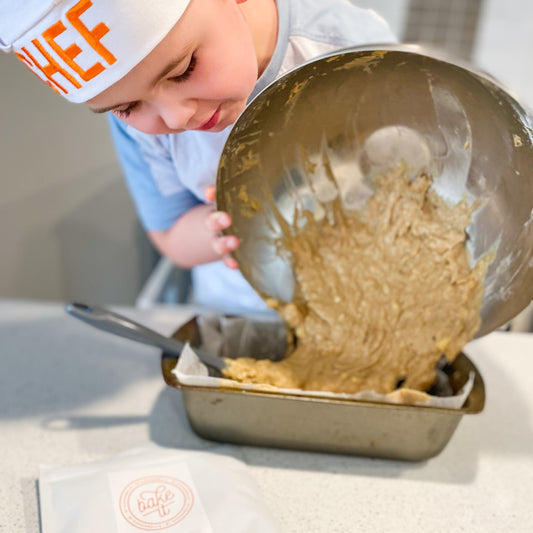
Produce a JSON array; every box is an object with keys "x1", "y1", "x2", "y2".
[{"x1": 222, "y1": 165, "x2": 490, "y2": 394}]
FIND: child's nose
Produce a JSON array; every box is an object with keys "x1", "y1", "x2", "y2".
[{"x1": 155, "y1": 95, "x2": 196, "y2": 130}]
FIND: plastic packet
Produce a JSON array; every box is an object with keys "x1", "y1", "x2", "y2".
[{"x1": 39, "y1": 444, "x2": 280, "y2": 533}]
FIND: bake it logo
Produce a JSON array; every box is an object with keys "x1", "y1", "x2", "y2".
[{"x1": 119, "y1": 475, "x2": 194, "y2": 530}]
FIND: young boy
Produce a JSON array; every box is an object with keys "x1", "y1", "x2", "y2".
[{"x1": 1, "y1": 0, "x2": 395, "y2": 312}]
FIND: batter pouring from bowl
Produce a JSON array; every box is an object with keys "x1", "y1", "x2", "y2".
[{"x1": 222, "y1": 164, "x2": 491, "y2": 395}]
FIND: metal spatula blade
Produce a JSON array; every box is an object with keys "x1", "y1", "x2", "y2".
[{"x1": 65, "y1": 302, "x2": 227, "y2": 372}]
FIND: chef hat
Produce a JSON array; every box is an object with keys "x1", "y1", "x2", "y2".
[{"x1": 0, "y1": 0, "x2": 191, "y2": 102}]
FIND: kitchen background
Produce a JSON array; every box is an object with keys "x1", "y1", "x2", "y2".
[{"x1": 0, "y1": 0, "x2": 532, "y2": 325}]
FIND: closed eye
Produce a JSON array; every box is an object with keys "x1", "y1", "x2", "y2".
[
  {"x1": 110, "y1": 54, "x2": 196, "y2": 119},
  {"x1": 113, "y1": 101, "x2": 139, "y2": 119},
  {"x1": 168, "y1": 55, "x2": 196, "y2": 83}
]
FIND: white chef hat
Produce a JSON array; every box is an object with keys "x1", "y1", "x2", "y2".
[{"x1": 0, "y1": 0, "x2": 191, "y2": 102}]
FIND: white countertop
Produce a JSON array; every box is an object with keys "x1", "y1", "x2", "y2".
[{"x1": 1, "y1": 299, "x2": 532, "y2": 532}]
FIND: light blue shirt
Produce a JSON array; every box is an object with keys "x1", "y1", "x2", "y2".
[{"x1": 108, "y1": 0, "x2": 396, "y2": 312}]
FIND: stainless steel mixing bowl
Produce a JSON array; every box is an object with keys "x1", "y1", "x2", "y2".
[{"x1": 217, "y1": 44, "x2": 533, "y2": 337}]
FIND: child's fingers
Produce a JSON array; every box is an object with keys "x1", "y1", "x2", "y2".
[
  {"x1": 223, "y1": 256, "x2": 239, "y2": 269},
  {"x1": 204, "y1": 185, "x2": 216, "y2": 203},
  {"x1": 213, "y1": 235, "x2": 240, "y2": 255},
  {"x1": 206, "y1": 208, "x2": 239, "y2": 269},
  {"x1": 206, "y1": 211, "x2": 232, "y2": 232}
]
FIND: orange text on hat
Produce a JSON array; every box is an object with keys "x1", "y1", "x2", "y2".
[{"x1": 14, "y1": 0, "x2": 116, "y2": 95}]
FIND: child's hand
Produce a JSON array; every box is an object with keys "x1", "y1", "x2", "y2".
[{"x1": 205, "y1": 185, "x2": 239, "y2": 269}]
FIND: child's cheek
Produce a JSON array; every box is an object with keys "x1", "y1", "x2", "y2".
[{"x1": 129, "y1": 114, "x2": 171, "y2": 135}]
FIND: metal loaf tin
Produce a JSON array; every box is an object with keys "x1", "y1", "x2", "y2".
[{"x1": 161, "y1": 316, "x2": 485, "y2": 461}]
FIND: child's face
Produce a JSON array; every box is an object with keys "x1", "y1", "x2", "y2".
[{"x1": 87, "y1": 0, "x2": 260, "y2": 134}]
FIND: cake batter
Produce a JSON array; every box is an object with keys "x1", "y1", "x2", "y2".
[{"x1": 222, "y1": 165, "x2": 489, "y2": 394}]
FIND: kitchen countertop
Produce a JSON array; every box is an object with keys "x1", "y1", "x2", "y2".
[{"x1": 1, "y1": 299, "x2": 532, "y2": 532}]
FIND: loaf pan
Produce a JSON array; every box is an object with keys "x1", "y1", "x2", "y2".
[{"x1": 161, "y1": 315, "x2": 485, "y2": 461}]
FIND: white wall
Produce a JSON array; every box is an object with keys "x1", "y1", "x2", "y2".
[
  {"x1": 473, "y1": 0, "x2": 533, "y2": 110},
  {"x1": 0, "y1": 53, "x2": 154, "y2": 305}
]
